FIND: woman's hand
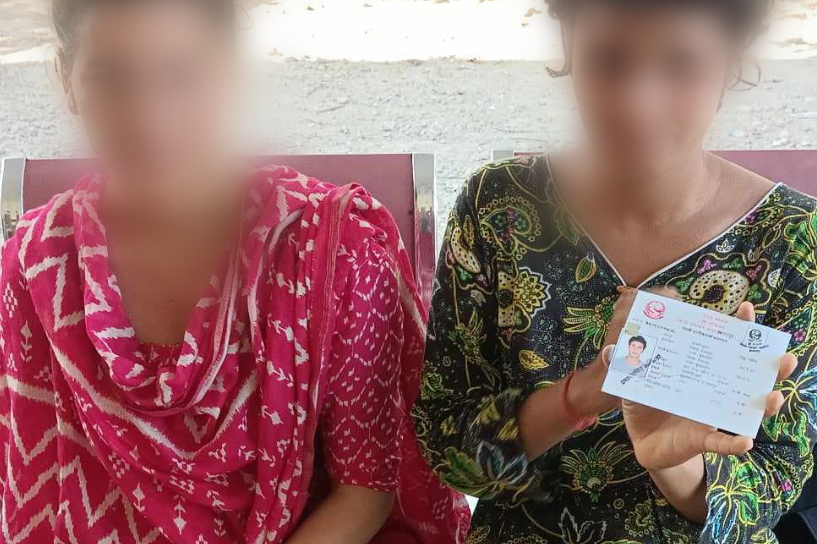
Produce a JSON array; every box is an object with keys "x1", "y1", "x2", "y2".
[
  {"x1": 602, "y1": 286, "x2": 638, "y2": 348},
  {"x1": 565, "y1": 286, "x2": 650, "y2": 416},
  {"x1": 520, "y1": 285, "x2": 679, "y2": 459},
  {"x1": 565, "y1": 286, "x2": 640, "y2": 415},
  {"x1": 620, "y1": 301, "x2": 798, "y2": 471}
]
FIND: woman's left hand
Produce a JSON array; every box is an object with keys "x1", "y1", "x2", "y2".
[{"x1": 620, "y1": 301, "x2": 798, "y2": 471}]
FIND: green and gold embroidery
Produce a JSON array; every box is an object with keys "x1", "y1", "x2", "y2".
[
  {"x1": 413, "y1": 157, "x2": 817, "y2": 544},
  {"x1": 563, "y1": 296, "x2": 616, "y2": 350},
  {"x1": 561, "y1": 442, "x2": 632, "y2": 501}
]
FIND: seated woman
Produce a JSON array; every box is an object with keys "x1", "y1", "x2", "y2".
[
  {"x1": 0, "y1": 1, "x2": 469, "y2": 543},
  {"x1": 412, "y1": 0, "x2": 815, "y2": 542}
]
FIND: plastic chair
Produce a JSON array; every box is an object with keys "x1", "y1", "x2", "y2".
[
  {"x1": 491, "y1": 149, "x2": 817, "y2": 196},
  {"x1": 0, "y1": 154, "x2": 438, "y2": 309}
]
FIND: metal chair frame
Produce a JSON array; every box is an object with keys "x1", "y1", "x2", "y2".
[{"x1": 0, "y1": 154, "x2": 439, "y2": 308}]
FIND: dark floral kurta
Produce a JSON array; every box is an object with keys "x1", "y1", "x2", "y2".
[{"x1": 412, "y1": 155, "x2": 817, "y2": 544}]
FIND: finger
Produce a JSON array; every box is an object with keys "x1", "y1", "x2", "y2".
[
  {"x1": 764, "y1": 391, "x2": 785, "y2": 419},
  {"x1": 615, "y1": 287, "x2": 637, "y2": 299},
  {"x1": 601, "y1": 345, "x2": 615, "y2": 368},
  {"x1": 702, "y1": 430, "x2": 754, "y2": 457},
  {"x1": 613, "y1": 295, "x2": 635, "y2": 312},
  {"x1": 777, "y1": 353, "x2": 798, "y2": 382},
  {"x1": 647, "y1": 286, "x2": 680, "y2": 300},
  {"x1": 735, "y1": 301, "x2": 756, "y2": 322}
]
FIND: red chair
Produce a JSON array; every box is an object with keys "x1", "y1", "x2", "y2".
[
  {"x1": 0, "y1": 155, "x2": 438, "y2": 309},
  {"x1": 491, "y1": 149, "x2": 817, "y2": 196}
]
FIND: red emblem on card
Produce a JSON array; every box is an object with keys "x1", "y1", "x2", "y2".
[{"x1": 644, "y1": 300, "x2": 666, "y2": 320}]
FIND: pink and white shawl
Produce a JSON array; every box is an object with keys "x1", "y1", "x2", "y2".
[{"x1": 0, "y1": 166, "x2": 470, "y2": 544}]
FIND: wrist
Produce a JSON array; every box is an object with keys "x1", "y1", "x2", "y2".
[
  {"x1": 648, "y1": 455, "x2": 707, "y2": 524},
  {"x1": 567, "y1": 361, "x2": 615, "y2": 416},
  {"x1": 647, "y1": 454, "x2": 705, "y2": 476}
]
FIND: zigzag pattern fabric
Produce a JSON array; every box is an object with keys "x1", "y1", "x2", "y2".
[{"x1": 0, "y1": 167, "x2": 470, "y2": 544}]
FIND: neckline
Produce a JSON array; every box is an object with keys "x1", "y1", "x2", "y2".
[
  {"x1": 75, "y1": 172, "x2": 246, "y2": 414},
  {"x1": 543, "y1": 154, "x2": 783, "y2": 289}
]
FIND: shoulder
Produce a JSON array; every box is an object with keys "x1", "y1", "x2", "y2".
[
  {"x1": 458, "y1": 154, "x2": 551, "y2": 212},
  {"x1": 252, "y1": 164, "x2": 400, "y2": 240},
  {"x1": 761, "y1": 183, "x2": 817, "y2": 249},
  {"x1": 257, "y1": 165, "x2": 397, "y2": 244},
  {"x1": 0, "y1": 191, "x2": 75, "y2": 329},
  {"x1": 251, "y1": 164, "x2": 337, "y2": 212},
  {"x1": 253, "y1": 163, "x2": 410, "y2": 276},
  {"x1": 770, "y1": 183, "x2": 817, "y2": 215},
  {"x1": 450, "y1": 155, "x2": 563, "y2": 256},
  {"x1": 717, "y1": 152, "x2": 817, "y2": 224},
  {"x1": 610, "y1": 358, "x2": 628, "y2": 371},
  {"x1": 2, "y1": 188, "x2": 76, "y2": 279},
  {"x1": 752, "y1": 184, "x2": 817, "y2": 294}
]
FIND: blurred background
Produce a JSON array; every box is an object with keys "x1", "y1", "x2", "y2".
[{"x1": 2, "y1": 0, "x2": 817, "y2": 223}]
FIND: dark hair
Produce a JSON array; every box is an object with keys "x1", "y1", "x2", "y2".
[
  {"x1": 52, "y1": 0, "x2": 237, "y2": 70},
  {"x1": 545, "y1": 0, "x2": 773, "y2": 86},
  {"x1": 628, "y1": 336, "x2": 647, "y2": 348}
]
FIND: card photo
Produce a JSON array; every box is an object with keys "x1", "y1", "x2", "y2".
[{"x1": 610, "y1": 327, "x2": 658, "y2": 380}]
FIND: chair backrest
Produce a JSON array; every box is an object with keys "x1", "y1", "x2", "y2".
[
  {"x1": 0, "y1": 154, "x2": 437, "y2": 309},
  {"x1": 491, "y1": 149, "x2": 817, "y2": 197}
]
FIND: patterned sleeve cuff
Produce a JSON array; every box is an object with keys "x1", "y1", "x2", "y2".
[
  {"x1": 700, "y1": 451, "x2": 794, "y2": 544},
  {"x1": 445, "y1": 387, "x2": 561, "y2": 504}
]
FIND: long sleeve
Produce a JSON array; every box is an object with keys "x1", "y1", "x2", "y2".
[
  {"x1": 0, "y1": 276, "x2": 6, "y2": 496},
  {"x1": 701, "y1": 214, "x2": 817, "y2": 544},
  {"x1": 0, "y1": 246, "x2": 15, "y2": 496},
  {"x1": 411, "y1": 175, "x2": 559, "y2": 505},
  {"x1": 320, "y1": 237, "x2": 405, "y2": 492}
]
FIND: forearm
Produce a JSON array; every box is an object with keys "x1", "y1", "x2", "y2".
[
  {"x1": 649, "y1": 455, "x2": 707, "y2": 524},
  {"x1": 520, "y1": 360, "x2": 616, "y2": 460},
  {"x1": 284, "y1": 485, "x2": 394, "y2": 544}
]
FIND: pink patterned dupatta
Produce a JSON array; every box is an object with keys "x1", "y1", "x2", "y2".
[{"x1": 0, "y1": 166, "x2": 469, "y2": 544}]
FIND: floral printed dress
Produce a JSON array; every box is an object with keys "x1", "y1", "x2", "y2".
[{"x1": 411, "y1": 155, "x2": 817, "y2": 544}]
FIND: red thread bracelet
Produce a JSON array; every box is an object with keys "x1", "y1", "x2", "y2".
[{"x1": 562, "y1": 371, "x2": 598, "y2": 431}]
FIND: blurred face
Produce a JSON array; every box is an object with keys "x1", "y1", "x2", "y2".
[
  {"x1": 567, "y1": 4, "x2": 736, "y2": 179},
  {"x1": 628, "y1": 340, "x2": 646, "y2": 359},
  {"x1": 64, "y1": 1, "x2": 236, "y2": 193}
]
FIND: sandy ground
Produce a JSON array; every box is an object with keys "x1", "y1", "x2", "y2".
[
  {"x1": 2, "y1": 0, "x2": 817, "y2": 227},
  {"x1": 3, "y1": 58, "x2": 817, "y2": 229},
  {"x1": 4, "y1": 0, "x2": 817, "y2": 63}
]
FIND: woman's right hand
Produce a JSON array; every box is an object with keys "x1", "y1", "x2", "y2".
[
  {"x1": 566, "y1": 286, "x2": 639, "y2": 416},
  {"x1": 603, "y1": 286, "x2": 638, "y2": 347},
  {"x1": 569, "y1": 285, "x2": 677, "y2": 416},
  {"x1": 520, "y1": 286, "x2": 642, "y2": 458}
]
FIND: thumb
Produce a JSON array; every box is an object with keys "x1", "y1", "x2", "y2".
[
  {"x1": 736, "y1": 301, "x2": 756, "y2": 322},
  {"x1": 601, "y1": 345, "x2": 615, "y2": 367}
]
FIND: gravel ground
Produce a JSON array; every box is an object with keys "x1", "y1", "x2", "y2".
[{"x1": 3, "y1": 58, "x2": 817, "y2": 230}]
